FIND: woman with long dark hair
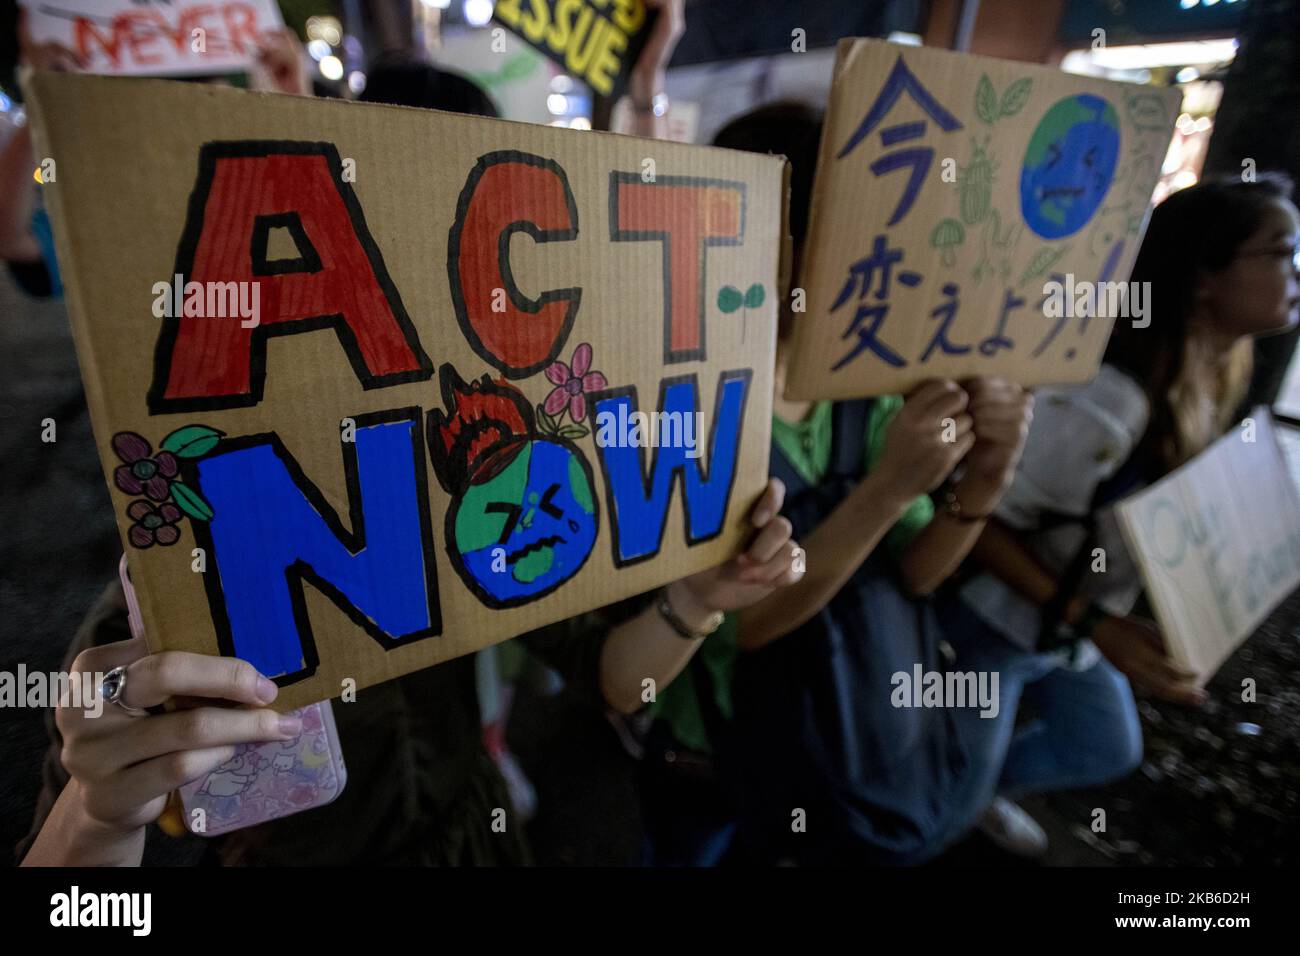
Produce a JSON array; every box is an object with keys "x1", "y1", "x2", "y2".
[{"x1": 944, "y1": 173, "x2": 1300, "y2": 855}]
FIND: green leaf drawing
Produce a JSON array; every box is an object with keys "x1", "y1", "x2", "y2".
[
  {"x1": 536, "y1": 404, "x2": 560, "y2": 434},
  {"x1": 1018, "y1": 244, "x2": 1070, "y2": 288},
  {"x1": 975, "y1": 75, "x2": 998, "y2": 125},
  {"x1": 558, "y1": 425, "x2": 589, "y2": 440},
  {"x1": 999, "y1": 78, "x2": 1033, "y2": 118},
  {"x1": 160, "y1": 424, "x2": 224, "y2": 459},
  {"x1": 717, "y1": 285, "x2": 743, "y2": 313},
  {"x1": 743, "y1": 283, "x2": 765, "y2": 309},
  {"x1": 170, "y1": 481, "x2": 214, "y2": 522}
]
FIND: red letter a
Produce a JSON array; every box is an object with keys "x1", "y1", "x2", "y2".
[{"x1": 150, "y1": 142, "x2": 432, "y2": 412}]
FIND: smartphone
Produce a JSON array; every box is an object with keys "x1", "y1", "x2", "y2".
[{"x1": 118, "y1": 555, "x2": 347, "y2": 836}]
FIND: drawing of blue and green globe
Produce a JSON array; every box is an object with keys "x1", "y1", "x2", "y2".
[{"x1": 1019, "y1": 93, "x2": 1120, "y2": 239}]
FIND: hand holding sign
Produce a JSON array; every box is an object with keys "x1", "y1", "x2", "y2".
[
  {"x1": 1091, "y1": 614, "x2": 1203, "y2": 706},
  {"x1": 683, "y1": 478, "x2": 803, "y2": 613},
  {"x1": 873, "y1": 380, "x2": 974, "y2": 502},
  {"x1": 956, "y1": 376, "x2": 1034, "y2": 513},
  {"x1": 25, "y1": 71, "x2": 785, "y2": 709},
  {"x1": 1117, "y1": 410, "x2": 1300, "y2": 689}
]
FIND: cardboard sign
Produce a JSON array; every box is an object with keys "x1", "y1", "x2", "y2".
[
  {"x1": 1117, "y1": 411, "x2": 1300, "y2": 685},
  {"x1": 787, "y1": 39, "x2": 1180, "y2": 399},
  {"x1": 18, "y1": 0, "x2": 284, "y2": 77},
  {"x1": 26, "y1": 72, "x2": 786, "y2": 709},
  {"x1": 491, "y1": 0, "x2": 653, "y2": 98}
]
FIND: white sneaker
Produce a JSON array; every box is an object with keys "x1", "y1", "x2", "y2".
[{"x1": 978, "y1": 798, "x2": 1049, "y2": 858}]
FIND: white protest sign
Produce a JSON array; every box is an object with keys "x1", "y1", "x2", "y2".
[
  {"x1": 1117, "y1": 409, "x2": 1300, "y2": 684},
  {"x1": 19, "y1": 0, "x2": 284, "y2": 76}
]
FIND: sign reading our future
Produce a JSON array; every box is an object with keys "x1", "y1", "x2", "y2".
[
  {"x1": 27, "y1": 72, "x2": 784, "y2": 709},
  {"x1": 787, "y1": 38, "x2": 1180, "y2": 399},
  {"x1": 1117, "y1": 411, "x2": 1300, "y2": 686}
]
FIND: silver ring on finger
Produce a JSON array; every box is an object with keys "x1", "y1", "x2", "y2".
[{"x1": 101, "y1": 664, "x2": 150, "y2": 717}]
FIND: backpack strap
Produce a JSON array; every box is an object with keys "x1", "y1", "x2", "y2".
[
  {"x1": 828, "y1": 399, "x2": 872, "y2": 481},
  {"x1": 1036, "y1": 445, "x2": 1154, "y2": 649}
]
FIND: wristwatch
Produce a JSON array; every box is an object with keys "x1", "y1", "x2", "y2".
[{"x1": 656, "y1": 588, "x2": 724, "y2": 640}]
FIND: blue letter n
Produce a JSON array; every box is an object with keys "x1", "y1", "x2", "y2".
[{"x1": 193, "y1": 408, "x2": 440, "y2": 682}]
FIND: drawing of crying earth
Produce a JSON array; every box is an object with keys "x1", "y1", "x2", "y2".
[{"x1": 429, "y1": 363, "x2": 599, "y2": 608}]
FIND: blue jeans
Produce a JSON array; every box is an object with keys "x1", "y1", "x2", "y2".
[{"x1": 932, "y1": 596, "x2": 1145, "y2": 848}]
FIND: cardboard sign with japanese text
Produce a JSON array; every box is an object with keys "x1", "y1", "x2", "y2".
[
  {"x1": 491, "y1": 0, "x2": 653, "y2": 98},
  {"x1": 1117, "y1": 411, "x2": 1300, "y2": 685},
  {"x1": 788, "y1": 38, "x2": 1180, "y2": 399},
  {"x1": 26, "y1": 72, "x2": 786, "y2": 709},
  {"x1": 18, "y1": 0, "x2": 285, "y2": 77}
]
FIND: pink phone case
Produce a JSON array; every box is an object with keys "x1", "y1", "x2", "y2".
[{"x1": 119, "y1": 555, "x2": 347, "y2": 836}]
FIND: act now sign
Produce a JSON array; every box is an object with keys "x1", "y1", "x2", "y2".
[{"x1": 27, "y1": 72, "x2": 786, "y2": 708}]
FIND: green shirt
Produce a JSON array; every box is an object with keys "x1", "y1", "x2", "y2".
[{"x1": 649, "y1": 396, "x2": 934, "y2": 755}]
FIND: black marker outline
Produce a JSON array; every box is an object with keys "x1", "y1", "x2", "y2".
[
  {"x1": 608, "y1": 173, "x2": 747, "y2": 366},
  {"x1": 187, "y1": 406, "x2": 442, "y2": 687},
  {"x1": 447, "y1": 150, "x2": 581, "y2": 380},
  {"x1": 589, "y1": 368, "x2": 753, "y2": 568},
  {"x1": 149, "y1": 141, "x2": 433, "y2": 415}
]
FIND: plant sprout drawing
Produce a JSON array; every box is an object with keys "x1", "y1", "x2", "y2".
[
  {"x1": 975, "y1": 74, "x2": 1034, "y2": 125},
  {"x1": 718, "y1": 282, "x2": 766, "y2": 343}
]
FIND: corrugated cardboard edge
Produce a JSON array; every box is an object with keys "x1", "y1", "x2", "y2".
[
  {"x1": 1113, "y1": 492, "x2": 1202, "y2": 682},
  {"x1": 21, "y1": 69, "x2": 168, "y2": 655},
  {"x1": 776, "y1": 157, "x2": 793, "y2": 310},
  {"x1": 783, "y1": 38, "x2": 856, "y2": 401}
]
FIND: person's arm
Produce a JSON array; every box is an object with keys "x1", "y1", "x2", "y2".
[
  {"x1": 972, "y1": 519, "x2": 1202, "y2": 703},
  {"x1": 251, "y1": 27, "x2": 313, "y2": 96},
  {"x1": 896, "y1": 378, "x2": 1033, "y2": 595},
  {"x1": 21, "y1": 630, "x2": 293, "y2": 867},
  {"x1": 0, "y1": 123, "x2": 41, "y2": 263},
  {"x1": 627, "y1": 0, "x2": 683, "y2": 139},
  {"x1": 22, "y1": 780, "x2": 147, "y2": 867},
  {"x1": 960, "y1": 376, "x2": 1202, "y2": 704},
  {"x1": 737, "y1": 381, "x2": 975, "y2": 651},
  {"x1": 598, "y1": 477, "x2": 801, "y2": 713},
  {"x1": 736, "y1": 471, "x2": 910, "y2": 650},
  {"x1": 517, "y1": 477, "x2": 800, "y2": 715}
]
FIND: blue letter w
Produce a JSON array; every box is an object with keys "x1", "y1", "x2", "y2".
[{"x1": 593, "y1": 370, "x2": 751, "y2": 566}]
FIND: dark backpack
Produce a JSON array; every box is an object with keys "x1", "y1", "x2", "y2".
[{"x1": 729, "y1": 400, "x2": 971, "y2": 865}]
